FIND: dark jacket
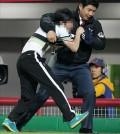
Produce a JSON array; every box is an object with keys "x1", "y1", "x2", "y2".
[{"x1": 40, "y1": 8, "x2": 106, "y2": 65}]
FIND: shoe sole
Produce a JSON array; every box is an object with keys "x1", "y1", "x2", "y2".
[
  {"x1": 2, "y1": 123, "x2": 17, "y2": 132},
  {"x1": 71, "y1": 112, "x2": 89, "y2": 129}
]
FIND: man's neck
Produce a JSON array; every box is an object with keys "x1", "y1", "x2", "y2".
[{"x1": 79, "y1": 16, "x2": 84, "y2": 25}]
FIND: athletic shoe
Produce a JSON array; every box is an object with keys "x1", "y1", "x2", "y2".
[
  {"x1": 70, "y1": 111, "x2": 89, "y2": 128},
  {"x1": 79, "y1": 127, "x2": 99, "y2": 134},
  {"x1": 2, "y1": 118, "x2": 19, "y2": 132}
]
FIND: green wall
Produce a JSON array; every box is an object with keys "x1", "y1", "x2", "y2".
[
  {"x1": 110, "y1": 64, "x2": 120, "y2": 98},
  {"x1": 0, "y1": 116, "x2": 120, "y2": 133}
]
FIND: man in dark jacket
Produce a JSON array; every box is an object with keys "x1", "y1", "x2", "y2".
[
  {"x1": 36, "y1": 0, "x2": 105, "y2": 133},
  {"x1": 7, "y1": 0, "x2": 106, "y2": 133}
]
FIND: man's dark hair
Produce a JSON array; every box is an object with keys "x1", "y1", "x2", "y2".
[
  {"x1": 79, "y1": 0, "x2": 99, "y2": 9},
  {"x1": 54, "y1": 8, "x2": 74, "y2": 25}
]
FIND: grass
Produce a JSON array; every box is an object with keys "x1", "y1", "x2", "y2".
[
  {"x1": 0, "y1": 132, "x2": 120, "y2": 134},
  {"x1": 0, "y1": 132, "x2": 78, "y2": 134}
]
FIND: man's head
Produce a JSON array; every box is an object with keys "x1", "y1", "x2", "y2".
[
  {"x1": 89, "y1": 58, "x2": 106, "y2": 79},
  {"x1": 54, "y1": 8, "x2": 74, "y2": 32},
  {"x1": 78, "y1": 0, "x2": 99, "y2": 21}
]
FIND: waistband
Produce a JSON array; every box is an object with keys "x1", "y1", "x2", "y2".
[
  {"x1": 57, "y1": 60, "x2": 86, "y2": 66},
  {"x1": 21, "y1": 51, "x2": 46, "y2": 62}
]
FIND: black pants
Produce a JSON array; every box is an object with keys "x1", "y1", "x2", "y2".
[{"x1": 8, "y1": 51, "x2": 75, "y2": 124}]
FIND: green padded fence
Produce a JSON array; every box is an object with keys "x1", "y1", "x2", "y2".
[{"x1": 0, "y1": 116, "x2": 120, "y2": 133}]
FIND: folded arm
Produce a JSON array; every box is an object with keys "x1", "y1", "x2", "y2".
[{"x1": 63, "y1": 27, "x2": 84, "y2": 52}]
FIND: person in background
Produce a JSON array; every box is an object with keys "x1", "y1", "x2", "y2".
[
  {"x1": 89, "y1": 58, "x2": 115, "y2": 118},
  {"x1": 2, "y1": 8, "x2": 89, "y2": 132},
  {"x1": 6, "y1": 0, "x2": 106, "y2": 133}
]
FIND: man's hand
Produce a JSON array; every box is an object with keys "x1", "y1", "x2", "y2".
[
  {"x1": 81, "y1": 28, "x2": 93, "y2": 44},
  {"x1": 47, "y1": 31, "x2": 57, "y2": 43}
]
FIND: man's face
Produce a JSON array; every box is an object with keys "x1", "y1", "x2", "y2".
[
  {"x1": 90, "y1": 65, "x2": 102, "y2": 79},
  {"x1": 79, "y1": 4, "x2": 97, "y2": 21},
  {"x1": 64, "y1": 21, "x2": 74, "y2": 32}
]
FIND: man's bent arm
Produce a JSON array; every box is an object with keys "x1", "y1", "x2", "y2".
[{"x1": 40, "y1": 13, "x2": 55, "y2": 33}]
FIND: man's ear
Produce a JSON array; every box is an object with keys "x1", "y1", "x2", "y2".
[{"x1": 79, "y1": 4, "x2": 83, "y2": 10}]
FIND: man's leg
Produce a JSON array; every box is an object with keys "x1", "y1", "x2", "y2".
[
  {"x1": 16, "y1": 88, "x2": 50, "y2": 131},
  {"x1": 13, "y1": 61, "x2": 68, "y2": 131},
  {"x1": 15, "y1": 61, "x2": 68, "y2": 130},
  {"x1": 2, "y1": 54, "x2": 38, "y2": 132},
  {"x1": 71, "y1": 64, "x2": 96, "y2": 131}
]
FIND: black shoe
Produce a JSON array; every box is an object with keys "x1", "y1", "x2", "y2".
[{"x1": 79, "y1": 128, "x2": 99, "y2": 134}]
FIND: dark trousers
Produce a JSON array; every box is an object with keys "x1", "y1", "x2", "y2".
[
  {"x1": 8, "y1": 51, "x2": 75, "y2": 128},
  {"x1": 52, "y1": 62, "x2": 96, "y2": 129},
  {"x1": 15, "y1": 60, "x2": 96, "y2": 130}
]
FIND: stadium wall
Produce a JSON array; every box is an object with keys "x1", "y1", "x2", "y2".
[{"x1": 0, "y1": 116, "x2": 120, "y2": 133}]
